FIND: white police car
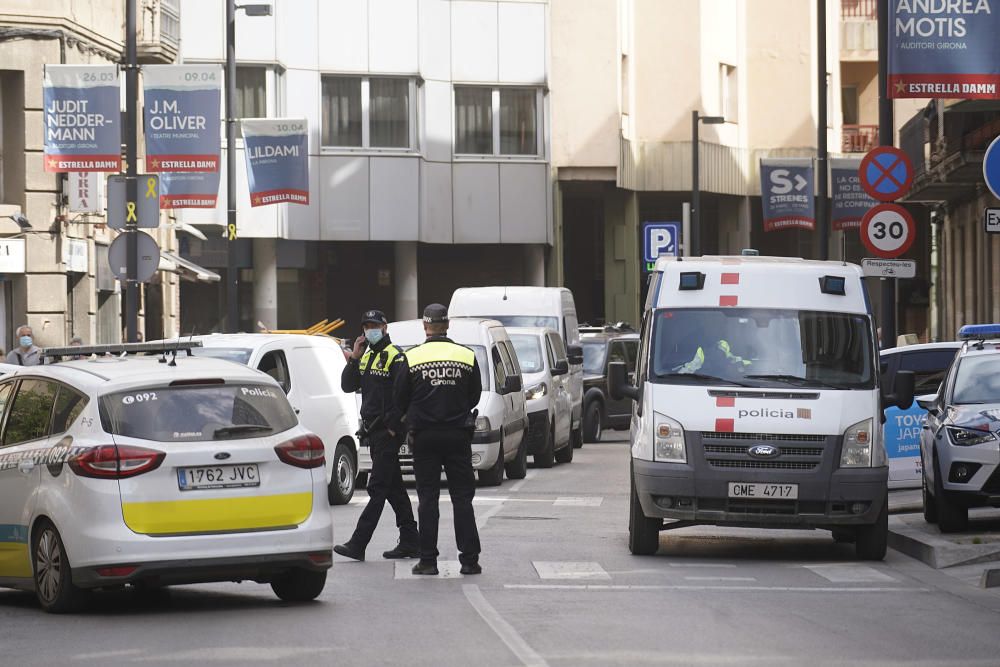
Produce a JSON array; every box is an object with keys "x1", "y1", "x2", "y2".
[
  {"x1": 918, "y1": 324, "x2": 1000, "y2": 533},
  {"x1": 0, "y1": 342, "x2": 333, "y2": 612}
]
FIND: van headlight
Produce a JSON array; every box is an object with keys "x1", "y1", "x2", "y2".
[
  {"x1": 653, "y1": 413, "x2": 686, "y2": 463},
  {"x1": 840, "y1": 419, "x2": 875, "y2": 467},
  {"x1": 475, "y1": 416, "x2": 491, "y2": 433},
  {"x1": 524, "y1": 382, "x2": 547, "y2": 400}
]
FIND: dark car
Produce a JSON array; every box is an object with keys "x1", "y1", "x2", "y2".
[{"x1": 579, "y1": 324, "x2": 639, "y2": 442}]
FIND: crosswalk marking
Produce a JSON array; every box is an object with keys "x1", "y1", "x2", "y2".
[
  {"x1": 804, "y1": 564, "x2": 897, "y2": 583},
  {"x1": 533, "y1": 561, "x2": 611, "y2": 580},
  {"x1": 684, "y1": 576, "x2": 757, "y2": 582},
  {"x1": 554, "y1": 496, "x2": 604, "y2": 507}
]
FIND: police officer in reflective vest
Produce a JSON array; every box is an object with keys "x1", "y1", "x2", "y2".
[
  {"x1": 394, "y1": 304, "x2": 483, "y2": 575},
  {"x1": 334, "y1": 309, "x2": 419, "y2": 562}
]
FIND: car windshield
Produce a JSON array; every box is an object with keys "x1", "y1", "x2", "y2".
[
  {"x1": 399, "y1": 344, "x2": 490, "y2": 391},
  {"x1": 100, "y1": 383, "x2": 298, "y2": 442},
  {"x1": 190, "y1": 347, "x2": 253, "y2": 365},
  {"x1": 510, "y1": 334, "x2": 544, "y2": 373},
  {"x1": 650, "y1": 308, "x2": 874, "y2": 389},
  {"x1": 582, "y1": 341, "x2": 607, "y2": 374},
  {"x1": 488, "y1": 315, "x2": 559, "y2": 332},
  {"x1": 952, "y1": 356, "x2": 1000, "y2": 404}
]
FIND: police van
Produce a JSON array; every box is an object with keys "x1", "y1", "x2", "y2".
[{"x1": 611, "y1": 255, "x2": 914, "y2": 560}]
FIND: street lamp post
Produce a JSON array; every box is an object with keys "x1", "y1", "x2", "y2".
[
  {"x1": 225, "y1": 2, "x2": 271, "y2": 334},
  {"x1": 691, "y1": 111, "x2": 725, "y2": 257}
]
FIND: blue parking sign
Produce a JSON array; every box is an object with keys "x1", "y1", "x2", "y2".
[{"x1": 643, "y1": 223, "x2": 680, "y2": 268}]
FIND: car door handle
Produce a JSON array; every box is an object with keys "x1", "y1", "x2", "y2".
[{"x1": 18, "y1": 460, "x2": 35, "y2": 474}]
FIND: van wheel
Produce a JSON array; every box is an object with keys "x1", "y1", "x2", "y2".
[
  {"x1": 934, "y1": 454, "x2": 968, "y2": 533},
  {"x1": 855, "y1": 499, "x2": 888, "y2": 561},
  {"x1": 571, "y1": 424, "x2": 583, "y2": 449},
  {"x1": 533, "y1": 423, "x2": 555, "y2": 468},
  {"x1": 583, "y1": 400, "x2": 603, "y2": 443},
  {"x1": 270, "y1": 568, "x2": 327, "y2": 602},
  {"x1": 479, "y1": 440, "x2": 504, "y2": 487},
  {"x1": 504, "y1": 439, "x2": 528, "y2": 480},
  {"x1": 328, "y1": 443, "x2": 356, "y2": 505},
  {"x1": 628, "y1": 473, "x2": 660, "y2": 556},
  {"x1": 33, "y1": 521, "x2": 87, "y2": 613},
  {"x1": 921, "y1": 456, "x2": 937, "y2": 524},
  {"x1": 555, "y1": 429, "x2": 574, "y2": 464}
]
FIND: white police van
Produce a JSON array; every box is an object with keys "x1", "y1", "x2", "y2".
[{"x1": 611, "y1": 255, "x2": 914, "y2": 560}]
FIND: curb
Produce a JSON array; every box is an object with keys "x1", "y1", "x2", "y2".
[{"x1": 889, "y1": 515, "x2": 1000, "y2": 569}]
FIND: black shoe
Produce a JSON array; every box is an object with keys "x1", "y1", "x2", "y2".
[
  {"x1": 333, "y1": 543, "x2": 365, "y2": 562},
  {"x1": 460, "y1": 562, "x2": 482, "y2": 575},
  {"x1": 383, "y1": 542, "x2": 420, "y2": 559},
  {"x1": 411, "y1": 560, "x2": 439, "y2": 575}
]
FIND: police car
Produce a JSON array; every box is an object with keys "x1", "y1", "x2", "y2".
[
  {"x1": 918, "y1": 324, "x2": 1000, "y2": 533},
  {"x1": 0, "y1": 342, "x2": 333, "y2": 612}
]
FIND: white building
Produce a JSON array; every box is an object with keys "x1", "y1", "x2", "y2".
[{"x1": 177, "y1": 0, "x2": 551, "y2": 332}]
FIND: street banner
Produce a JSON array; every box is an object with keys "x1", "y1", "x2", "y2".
[
  {"x1": 241, "y1": 118, "x2": 309, "y2": 207},
  {"x1": 889, "y1": 0, "x2": 1000, "y2": 99},
  {"x1": 831, "y1": 157, "x2": 875, "y2": 231},
  {"x1": 43, "y1": 65, "x2": 121, "y2": 172},
  {"x1": 142, "y1": 65, "x2": 221, "y2": 172},
  {"x1": 760, "y1": 158, "x2": 815, "y2": 232},
  {"x1": 160, "y1": 172, "x2": 221, "y2": 209}
]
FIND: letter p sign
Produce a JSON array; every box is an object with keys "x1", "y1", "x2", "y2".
[{"x1": 643, "y1": 222, "x2": 680, "y2": 265}]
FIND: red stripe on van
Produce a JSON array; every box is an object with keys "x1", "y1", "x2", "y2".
[
  {"x1": 716, "y1": 396, "x2": 735, "y2": 408},
  {"x1": 715, "y1": 418, "x2": 735, "y2": 433},
  {"x1": 721, "y1": 273, "x2": 740, "y2": 285},
  {"x1": 719, "y1": 295, "x2": 739, "y2": 307}
]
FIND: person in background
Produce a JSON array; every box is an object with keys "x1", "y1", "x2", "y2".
[{"x1": 7, "y1": 325, "x2": 42, "y2": 366}]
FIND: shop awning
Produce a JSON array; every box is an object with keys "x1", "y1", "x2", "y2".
[{"x1": 159, "y1": 251, "x2": 220, "y2": 283}]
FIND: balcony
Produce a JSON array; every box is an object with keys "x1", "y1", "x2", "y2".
[
  {"x1": 137, "y1": 0, "x2": 180, "y2": 64},
  {"x1": 841, "y1": 0, "x2": 877, "y2": 60},
  {"x1": 841, "y1": 124, "x2": 878, "y2": 153},
  {"x1": 841, "y1": 0, "x2": 876, "y2": 18}
]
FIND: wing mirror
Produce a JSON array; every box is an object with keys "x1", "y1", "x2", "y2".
[
  {"x1": 882, "y1": 370, "x2": 915, "y2": 412},
  {"x1": 503, "y1": 375, "x2": 522, "y2": 394},
  {"x1": 567, "y1": 344, "x2": 584, "y2": 366},
  {"x1": 551, "y1": 359, "x2": 569, "y2": 376},
  {"x1": 609, "y1": 361, "x2": 639, "y2": 401},
  {"x1": 915, "y1": 393, "x2": 939, "y2": 415}
]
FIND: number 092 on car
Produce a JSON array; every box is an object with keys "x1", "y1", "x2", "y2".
[{"x1": 728, "y1": 482, "x2": 799, "y2": 499}]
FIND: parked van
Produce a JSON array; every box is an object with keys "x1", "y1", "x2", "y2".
[
  {"x1": 388, "y1": 318, "x2": 528, "y2": 485},
  {"x1": 611, "y1": 256, "x2": 914, "y2": 560},
  {"x1": 507, "y1": 327, "x2": 575, "y2": 466},
  {"x1": 186, "y1": 334, "x2": 363, "y2": 505},
  {"x1": 449, "y1": 287, "x2": 584, "y2": 448}
]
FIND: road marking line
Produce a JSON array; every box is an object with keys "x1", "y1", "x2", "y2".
[
  {"x1": 463, "y1": 584, "x2": 548, "y2": 667},
  {"x1": 504, "y1": 584, "x2": 929, "y2": 593},
  {"x1": 533, "y1": 561, "x2": 611, "y2": 580},
  {"x1": 554, "y1": 496, "x2": 604, "y2": 507},
  {"x1": 394, "y1": 561, "x2": 464, "y2": 579},
  {"x1": 804, "y1": 564, "x2": 897, "y2": 583},
  {"x1": 507, "y1": 469, "x2": 537, "y2": 493},
  {"x1": 477, "y1": 501, "x2": 505, "y2": 530},
  {"x1": 668, "y1": 563, "x2": 737, "y2": 568},
  {"x1": 683, "y1": 576, "x2": 757, "y2": 582}
]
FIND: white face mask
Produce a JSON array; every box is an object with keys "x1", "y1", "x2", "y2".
[
  {"x1": 19, "y1": 335, "x2": 33, "y2": 348},
  {"x1": 364, "y1": 328, "x2": 384, "y2": 346}
]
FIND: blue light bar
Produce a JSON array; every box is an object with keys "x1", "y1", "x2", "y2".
[{"x1": 958, "y1": 324, "x2": 1000, "y2": 340}]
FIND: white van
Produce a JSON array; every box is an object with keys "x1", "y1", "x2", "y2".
[
  {"x1": 186, "y1": 334, "x2": 363, "y2": 505},
  {"x1": 449, "y1": 287, "x2": 584, "y2": 449},
  {"x1": 611, "y1": 256, "x2": 914, "y2": 560},
  {"x1": 388, "y1": 318, "x2": 528, "y2": 485}
]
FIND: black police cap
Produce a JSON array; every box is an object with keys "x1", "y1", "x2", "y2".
[
  {"x1": 422, "y1": 303, "x2": 449, "y2": 324},
  {"x1": 361, "y1": 309, "x2": 387, "y2": 325}
]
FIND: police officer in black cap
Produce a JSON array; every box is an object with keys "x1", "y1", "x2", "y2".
[
  {"x1": 394, "y1": 303, "x2": 483, "y2": 575},
  {"x1": 334, "y1": 309, "x2": 419, "y2": 562}
]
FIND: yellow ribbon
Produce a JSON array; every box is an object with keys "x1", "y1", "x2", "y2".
[
  {"x1": 126, "y1": 202, "x2": 137, "y2": 222},
  {"x1": 228, "y1": 223, "x2": 237, "y2": 241},
  {"x1": 145, "y1": 177, "x2": 157, "y2": 199}
]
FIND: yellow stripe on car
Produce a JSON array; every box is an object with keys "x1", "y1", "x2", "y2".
[
  {"x1": 0, "y1": 543, "x2": 32, "y2": 578},
  {"x1": 122, "y1": 492, "x2": 313, "y2": 535}
]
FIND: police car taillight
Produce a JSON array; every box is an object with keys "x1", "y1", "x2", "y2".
[
  {"x1": 69, "y1": 445, "x2": 165, "y2": 479},
  {"x1": 958, "y1": 323, "x2": 1000, "y2": 340},
  {"x1": 274, "y1": 434, "x2": 325, "y2": 469}
]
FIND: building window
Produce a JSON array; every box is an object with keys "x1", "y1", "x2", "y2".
[
  {"x1": 235, "y1": 66, "x2": 267, "y2": 137},
  {"x1": 842, "y1": 85, "x2": 859, "y2": 125},
  {"x1": 455, "y1": 86, "x2": 541, "y2": 157},
  {"x1": 719, "y1": 63, "x2": 737, "y2": 122},
  {"x1": 321, "y1": 76, "x2": 415, "y2": 150}
]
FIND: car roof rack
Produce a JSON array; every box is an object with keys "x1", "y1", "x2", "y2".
[{"x1": 43, "y1": 340, "x2": 203, "y2": 360}]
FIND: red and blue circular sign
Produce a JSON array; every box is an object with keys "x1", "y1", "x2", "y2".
[{"x1": 859, "y1": 146, "x2": 913, "y2": 202}]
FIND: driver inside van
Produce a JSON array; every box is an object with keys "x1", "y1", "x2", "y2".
[{"x1": 676, "y1": 338, "x2": 752, "y2": 375}]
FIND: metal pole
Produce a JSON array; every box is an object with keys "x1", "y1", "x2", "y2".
[
  {"x1": 124, "y1": 0, "x2": 139, "y2": 342},
  {"x1": 682, "y1": 202, "x2": 691, "y2": 257},
  {"x1": 816, "y1": 0, "x2": 829, "y2": 260},
  {"x1": 877, "y1": 0, "x2": 896, "y2": 347},
  {"x1": 691, "y1": 110, "x2": 700, "y2": 257},
  {"x1": 225, "y1": 0, "x2": 239, "y2": 332}
]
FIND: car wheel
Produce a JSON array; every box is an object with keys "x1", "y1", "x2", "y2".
[
  {"x1": 628, "y1": 470, "x2": 660, "y2": 556},
  {"x1": 328, "y1": 443, "x2": 356, "y2": 505},
  {"x1": 583, "y1": 400, "x2": 603, "y2": 443},
  {"x1": 831, "y1": 528, "x2": 856, "y2": 544},
  {"x1": 504, "y1": 438, "x2": 528, "y2": 480},
  {"x1": 934, "y1": 454, "x2": 968, "y2": 533},
  {"x1": 533, "y1": 422, "x2": 555, "y2": 469},
  {"x1": 555, "y1": 427, "x2": 574, "y2": 464},
  {"x1": 479, "y1": 440, "x2": 504, "y2": 487},
  {"x1": 32, "y1": 521, "x2": 87, "y2": 613},
  {"x1": 854, "y1": 499, "x2": 888, "y2": 561},
  {"x1": 270, "y1": 568, "x2": 327, "y2": 602},
  {"x1": 921, "y1": 455, "x2": 938, "y2": 524}
]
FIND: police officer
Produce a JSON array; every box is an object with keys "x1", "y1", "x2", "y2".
[
  {"x1": 394, "y1": 304, "x2": 483, "y2": 576},
  {"x1": 333, "y1": 309, "x2": 419, "y2": 562}
]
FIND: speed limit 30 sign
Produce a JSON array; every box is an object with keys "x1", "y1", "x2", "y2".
[{"x1": 861, "y1": 203, "x2": 915, "y2": 259}]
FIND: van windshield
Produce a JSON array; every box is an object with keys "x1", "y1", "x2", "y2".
[
  {"x1": 509, "y1": 334, "x2": 544, "y2": 373},
  {"x1": 488, "y1": 316, "x2": 559, "y2": 332},
  {"x1": 650, "y1": 308, "x2": 874, "y2": 389}
]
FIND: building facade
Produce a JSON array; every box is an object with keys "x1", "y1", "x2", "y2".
[{"x1": 176, "y1": 0, "x2": 551, "y2": 334}]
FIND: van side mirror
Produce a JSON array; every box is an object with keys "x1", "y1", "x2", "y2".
[
  {"x1": 503, "y1": 375, "x2": 522, "y2": 394},
  {"x1": 882, "y1": 370, "x2": 915, "y2": 412},
  {"x1": 609, "y1": 361, "x2": 639, "y2": 401},
  {"x1": 551, "y1": 359, "x2": 569, "y2": 376},
  {"x1": 567, "y1": 344, "x2": 584, "y2": 366}
]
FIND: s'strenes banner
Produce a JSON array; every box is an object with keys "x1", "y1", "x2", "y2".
[
  {"x1": 760, "y1": 158, "x2": 815, "y2": 232},
  {"x1": 241, "y1": 118, "x2": 309, "y2": 207},
  {"x1": 43, "y1": 65, "x2": 121, "y2": 173},
  {"x1": 143, "y1": 65, "x2": 221, "y2": 172}
]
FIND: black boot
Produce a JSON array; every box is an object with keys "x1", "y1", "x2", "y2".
[
  {"x1": 333, "y1": 542, "x2": 365, "y2": 562},
  {"x1": 460, "y1": 561, "x2": 482, "y2": 575},
  {"x1": 383, "y1": 541, "x2": 420, "y2": 559},
  {"x1": 411, "y1": 560, "x2": 439, "y2": 575}
]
